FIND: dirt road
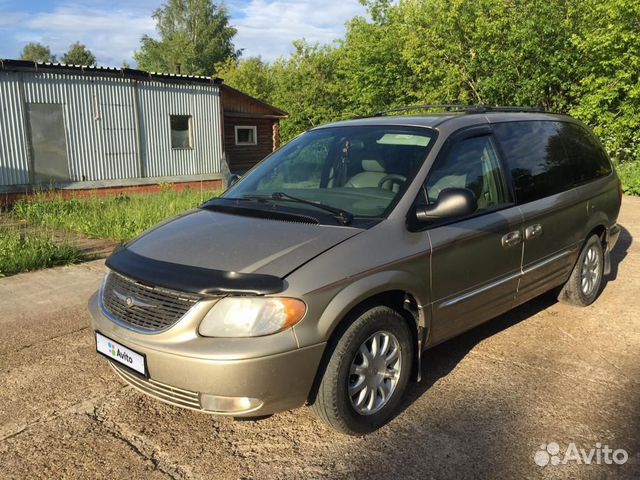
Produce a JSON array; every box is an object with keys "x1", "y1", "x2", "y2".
[{"x1": 1, "y1": 197, "x2": 639, "y2": 479}]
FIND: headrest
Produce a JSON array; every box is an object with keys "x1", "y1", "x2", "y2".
[{"x1": 361, "y1": 159, "x2": 385, "y2": 172}]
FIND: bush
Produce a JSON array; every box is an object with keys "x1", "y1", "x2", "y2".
[{"x1": 617, "y1": 162, "x2": 640, "y2": 196}]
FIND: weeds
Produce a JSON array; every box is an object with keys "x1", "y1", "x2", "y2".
[
  {"x1": 617, "y1": 162, "x2": 640, "y2": 196},
  {"x1": 11, "y1": 188, "x2": 218, "y2": 242},
  {"x1": 0, "y1": 227, "x2": 82, "y2": 277}
]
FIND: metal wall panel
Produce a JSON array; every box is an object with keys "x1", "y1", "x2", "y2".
[
  {"x1": 23, "y1": 73, "x2": 139, "y2": 182},
  {"x1": 59, "y1": 75, "x2": 105, "y2": 181},
  {"x1": 22, "y1": 72, "x2": 105, "y2": 182},
  {"x1": 95, "y1": 77, "x2": 140, "y2": 180},
  {"x1": 0, "y1": 71, "x2": 223, "y2": 187},
  {"x1": 0, "y1": 73, "x2": 30, "y2": 185},
  {"x1": 138, "y1": 82, "x2": 223, "y2": 178}
]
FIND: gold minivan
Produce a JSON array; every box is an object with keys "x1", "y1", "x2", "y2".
[{"x1": 89, "y1": 106, "x2": 621, "y2": 434}]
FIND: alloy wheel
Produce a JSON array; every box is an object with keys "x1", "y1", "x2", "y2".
[{"x1": 348, "y1": 331, "x2": 402, "y2": 416}]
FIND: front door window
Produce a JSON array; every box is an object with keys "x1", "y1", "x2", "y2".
[{"x1": 425, "y1": 134, "x2": 510, "y2": 211}]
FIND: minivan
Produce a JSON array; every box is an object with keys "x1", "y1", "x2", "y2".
[{"x1": 89, "y1": 106, "x2": 622, "y2": 435}]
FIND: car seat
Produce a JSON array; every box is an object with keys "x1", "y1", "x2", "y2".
[{"x1": 344, "y1": 159, "x2": 387, "y2": 188}]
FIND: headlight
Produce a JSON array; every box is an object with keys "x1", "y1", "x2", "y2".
[{"x1": 199, "y1": 297, "x2": 307, "y2": 337}]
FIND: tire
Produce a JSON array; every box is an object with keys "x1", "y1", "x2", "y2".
[
  {"x1": 311, "y1": 306, "x2": 414, "y2": 435},
  {"x1": 558, "y1": 234, "x2": 604, "y2": 307}
]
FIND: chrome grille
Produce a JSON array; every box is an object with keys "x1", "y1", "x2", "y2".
[
  {"x1": 101, "y1": 271, "x2": 199, "y2": 332},
  {"x1": 110, "y1": 363, "x2": 201, "y2": 410}
]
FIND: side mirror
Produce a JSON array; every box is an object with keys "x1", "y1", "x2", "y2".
[
  {"x1": 227, "y1": 174, "x2": 241, "y2": 188},
  {"x1": 416, "y1": 188, "x2": 477, "y2": 224}
]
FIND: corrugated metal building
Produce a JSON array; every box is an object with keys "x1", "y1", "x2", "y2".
[{"x1": 0, "y1": 59, "x2": 284, "y2": 198}]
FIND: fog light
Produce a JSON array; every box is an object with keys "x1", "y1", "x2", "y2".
[{"x1": 199, "y1": 394, "x2": 263, "y2": 413}]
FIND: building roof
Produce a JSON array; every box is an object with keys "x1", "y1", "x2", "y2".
[
  {"x1": 1, "y1": 59, "x2": 288, "y2": 117},
  {"x1": 0, "y1": 59, "x2": 223, "y2": 86},
  {"x1": 220, "y1": 84, "x2": 288, "y2": 118}
]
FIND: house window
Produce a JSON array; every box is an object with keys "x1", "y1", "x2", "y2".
[
  {"x1": 235, "y1": 125, "x2": 257, "y2": 145},
  {"x1": 170, "y1": 115, "x2": 192, "y2": 149}
]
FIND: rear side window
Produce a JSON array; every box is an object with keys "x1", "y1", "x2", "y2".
[
  {"x1": 493, "y1": 121, "x2": 568, "y2": 203},
  {"x1": 557, "y1": 123, "x2": 612, "y2": 184},
  {"x1": 493, "y1": 120, "x2": 612, "y2": 204}
]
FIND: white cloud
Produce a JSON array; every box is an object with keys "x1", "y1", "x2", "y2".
[
  {"x1": 10, "y1": 4, "x2": 155, "y2": 66},
  {"x1": 230, "y1": 0, "x2": 367, "y2": 60},
  {"x1": 0, "y1": 0, "x2": 366, "y2": 66}
]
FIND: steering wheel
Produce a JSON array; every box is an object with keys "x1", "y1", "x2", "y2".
[{"x1": 378, "y1": 174, "x2": 407, "y2": 190}]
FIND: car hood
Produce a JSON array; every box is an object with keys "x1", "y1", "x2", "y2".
[{"x1": 125, "y1": 208, "x2": 362, "y2": 279}]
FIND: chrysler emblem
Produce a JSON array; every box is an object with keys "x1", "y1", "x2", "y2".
[{"x1": 113, "y1": 289, "x2": 157, "y2": 309}]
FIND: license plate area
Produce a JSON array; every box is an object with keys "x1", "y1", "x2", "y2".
[{"x1": 96, "y1": 332, "x2": 147, "y2": 377}]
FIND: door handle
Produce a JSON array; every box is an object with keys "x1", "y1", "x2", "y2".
[
  {"x1": 501, "y1": 230, "x2": 522, "y2": 248},
  {"x1": 525, "y1": 224, "x2": 543, "y2": 240}
]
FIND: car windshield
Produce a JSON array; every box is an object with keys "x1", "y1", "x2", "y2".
[{"x1": 220, "y1": 126, "x2": 436, "y2": 219}]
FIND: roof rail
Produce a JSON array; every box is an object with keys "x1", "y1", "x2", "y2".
[{"x1": 372, "y1": 104, "x2": 547, "y2": 116}]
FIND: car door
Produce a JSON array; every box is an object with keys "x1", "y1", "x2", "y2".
[
  {"x1": 425, "y1": 127, "x2": 524, "y2": 345},
  {"x1": 492, "y1": 121, "x2": 585, "y2": 303}
]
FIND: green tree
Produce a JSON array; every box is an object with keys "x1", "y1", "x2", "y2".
[
  {"x1": 333, "y1": 5, "x2": 417, "y2": 117},
  {"x1": 359, "y1": 0, "x2": 394, "y2": 23},
  {"x1": 210, "y1": 0, "x2": 640, "y2": 190},
  {"x1": 269, "y1": 41, "x2": 346, "y2": 141},
  {"x1": 61, "y1": 42, "x2": 96, "y2": 65},
  {"x1": 134, "y1": 0, "x2": 238, "y2": 75},
  {"x1": 217, "y1": 56, "x2": 274, "y2": 100},
  {"x1": 571, "y1": 0, "x2": 640, "y2": 164},
  {"x1": 20, "y1": 42, "x2": 56, "y2": 63},
  {"x1": 398, "y1": 0, "x2": 580, "y2": 110}
]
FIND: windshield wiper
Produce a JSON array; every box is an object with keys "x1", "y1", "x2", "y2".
[{"x1": 242, "y1": 192, "x2": 353, "y2": 225}]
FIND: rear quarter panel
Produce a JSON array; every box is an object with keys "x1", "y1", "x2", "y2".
[{"x1": 574, "y1": 173, "x2": 621, "y2": 237}]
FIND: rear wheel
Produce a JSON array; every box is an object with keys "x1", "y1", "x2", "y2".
[
  {"x1": 558, "y1": 234, "x2": 604, "y2": 306},
  {"x1": 311, "y1": 306, "x2": 414, "y2": 435}
]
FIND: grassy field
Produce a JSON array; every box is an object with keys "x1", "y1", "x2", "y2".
[
  {"x1": 11, "y1": 188, "x2": 218, "y2": 242},
  {"x1": 0, "y1": 227, "x2": 82, "y2": 277}
]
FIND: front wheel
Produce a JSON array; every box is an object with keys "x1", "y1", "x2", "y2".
[
  {"x1": 558, "y1": 234, "x2": 604, "y2": 306},
  {"x1": 311, "y1": 306, "x2": 414, "y2": 435}
]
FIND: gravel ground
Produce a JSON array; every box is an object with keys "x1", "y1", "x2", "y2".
[{"x1": 1, "y1": 197, "x2": 639, "y2": 480}]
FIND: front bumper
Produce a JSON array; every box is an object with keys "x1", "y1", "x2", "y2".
[{"x1": 88, "y1": 293, "x2": 325, "y2": 417}]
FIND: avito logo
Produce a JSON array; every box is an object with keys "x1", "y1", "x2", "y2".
[{"x1": 107, "y1": 341, "x2": 134, "y2": 364}]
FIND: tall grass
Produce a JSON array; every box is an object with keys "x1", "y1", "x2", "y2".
[
  {"x1": 0, "y1": 227, "x2": 82, "y2": 277},
  {"x1": 617, "y1": 162, "x2": 640, "y2": 196},
  {"x1": 11, "y1": 188, "x2": 218, "y2": 242}
]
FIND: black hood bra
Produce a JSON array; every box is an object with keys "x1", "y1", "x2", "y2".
[{"x1": 106, "y1": 246, "x2": 285, "y2": 297}]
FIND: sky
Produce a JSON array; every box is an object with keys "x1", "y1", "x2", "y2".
[{"x1": 0, "y1": 0, "x2": 367, "y2": 67}]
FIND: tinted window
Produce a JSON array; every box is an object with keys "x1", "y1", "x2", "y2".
[
  {"x1": 493, "y1": 121, "x2": 569, "y2": 203},
  {"x1": 558, "y1": 122, "x2": 612, "y2": 184},
  {"x1": 425, "y1": 135, "x2": 509, "y2": 210},
  {"x1": 494, "y1": 121, "x2": 613, "y2": 204}
]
